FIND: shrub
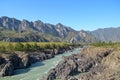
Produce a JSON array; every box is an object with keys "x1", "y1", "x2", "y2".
[
  {"x1": 0, "y1": 45, "x2": 6, "y2": 52},
  {"x1": 14, "y1": 42, "x2": 24, "y2": 51}
]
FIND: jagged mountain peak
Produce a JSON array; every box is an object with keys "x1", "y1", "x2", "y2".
[
  {"x1": 1, "y1": 16, "x2": 18, "y2": 21},
  {"x1": 34, "y1": 20, "x2": 44, "y2": 24},
  {"x1": 1, "y1": 16, "x2": 10, "y2": 19},
  {"x1": 22, "y1": 19, "x2": 29, "y2": 22},
  {"x1": 56, "y1": 23, "x2": 63, "y2": 27}
]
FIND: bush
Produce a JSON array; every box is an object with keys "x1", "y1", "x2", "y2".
[
  {"x1": 14, "y1": 42, "x2": 24, "y2": 51},
  {"x1": 0, "y1": 45, "x2": 6, "y2": 52},
  {"x1": 23, "y1": 43, "x2": 32, "y2": 51}
]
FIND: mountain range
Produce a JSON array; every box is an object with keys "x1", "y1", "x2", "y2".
[
  {"x1": 0, "y1": 16, "x2": 120, "y2": 43},
  {"x1": 90, "y1": 27, "x2": 120, "y2": 42}
]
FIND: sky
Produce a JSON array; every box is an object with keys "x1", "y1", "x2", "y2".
[{"x1": 0, "y1": 0, "x2": 120, "y2": 31}]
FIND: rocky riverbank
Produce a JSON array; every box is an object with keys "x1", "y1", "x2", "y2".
[
  {"x1": 43, "y1": 46, "x2": 119, "y2": 80},
  {"x1": 0, "y1": 46, "x2": 74, "y2": 77}
]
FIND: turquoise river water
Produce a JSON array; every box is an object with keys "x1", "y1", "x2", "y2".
[{"x1": 0, "y1": 48, "x2": 81, "y2": 80}]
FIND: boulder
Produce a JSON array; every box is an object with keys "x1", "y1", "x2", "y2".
[
  {"x1": 8, "y1": 54, "x2": 21, "y2": 69},
  {"x1": 19, "y1": 54, "x2": 31, "y2": 68},
  {"x1": 0, "y1": 61, "x2": 14, "y2": 77},
  {"x1": 53, "y1": 49, "x2": 58, "y2": 55}
]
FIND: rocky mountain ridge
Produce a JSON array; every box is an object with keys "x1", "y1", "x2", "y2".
[
  {"x1": 90, "y1": 27, "x2": 120, "y2": 42},
  {"x1": 0, "y1": 16, "x2": 98, "y2": 43},
  {"x1": 1, "y1": 16, "x2": 120, "y2": 42}
]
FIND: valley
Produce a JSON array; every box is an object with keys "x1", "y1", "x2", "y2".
[
  {"x1": 0, "y1": 45, "x2": 82, "y2": 80},
  {"x1": 0, "y1": 0, "x2": 120, "y2": 80},
  {"x1": 0, "y1": 16, "x2": 120, "y2": 80}
]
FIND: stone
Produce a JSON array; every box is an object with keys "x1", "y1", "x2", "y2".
[{"x1": 0, "y1": 61, "x2": 14, "y2": 77}]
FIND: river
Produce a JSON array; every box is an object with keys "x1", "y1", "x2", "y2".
[{"x1": 0, "y1": 47, "x2": 81, "y2": 80}]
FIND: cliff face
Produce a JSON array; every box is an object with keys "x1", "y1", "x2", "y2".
[
  {"x1": 44, "y1": 47, "x2": 117, "y2": 80},
  {"x1": 0, "y1": 46, "x2": 73, "y2": 77}
]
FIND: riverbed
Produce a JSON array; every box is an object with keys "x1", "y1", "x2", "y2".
[{"x1": 0, "y1": 48, "x2": 81, "y2": 80}]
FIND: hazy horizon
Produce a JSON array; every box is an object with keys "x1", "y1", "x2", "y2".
[{"x1": 0, "y1": 0, "x2": 120, "y2": 31}]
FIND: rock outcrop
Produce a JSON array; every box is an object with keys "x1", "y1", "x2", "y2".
[
  {"x1": 0, "y1": 46, "x2": 73, "y2": 77},
  {"x1": 44, "y1": 47, "x2": 113, "y2": 80},
  {"x1": 0, "y1": 61, "x2": 14, "y2": 77}
]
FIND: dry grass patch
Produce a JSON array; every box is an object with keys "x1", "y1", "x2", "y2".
[
  {"x1": 81, "y1": 46, "x2": 113, "y2": 59},
  {"x1": 102, "y1": 51, "x2": 120, "y2": 69}
]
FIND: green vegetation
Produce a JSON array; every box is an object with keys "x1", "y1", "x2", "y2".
[
  {"x1": 91, "y1": 41, "x2": 120, "y2": 50},
  {"x1": 0, "y1": 42, "x2": 79, "y2": 52}
]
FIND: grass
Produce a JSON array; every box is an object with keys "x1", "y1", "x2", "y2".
[
  {"x1": 0, "y1": 42, "x2": 79, "y2": 53},
  {"x1": 91, "y1": 42, "x2": 120, "y2": 50}
]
